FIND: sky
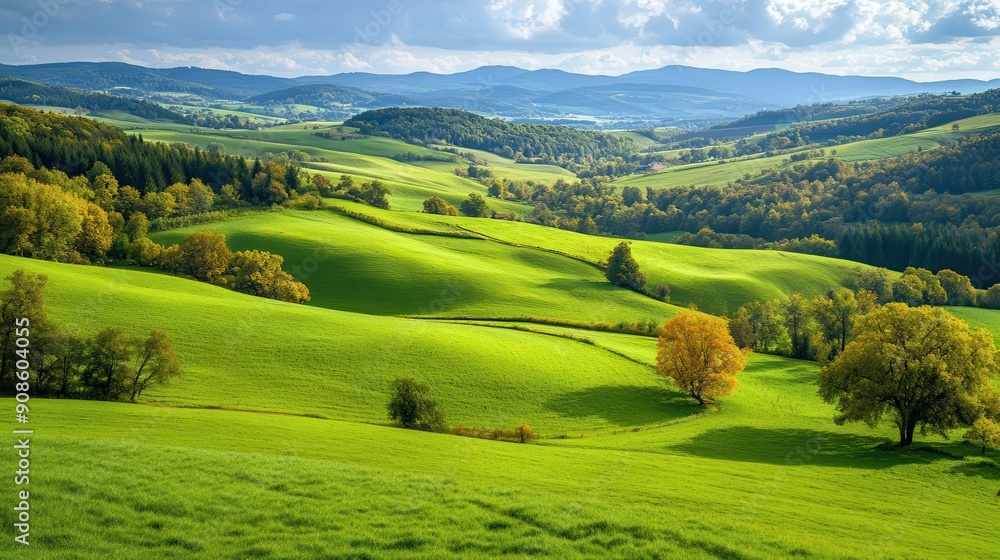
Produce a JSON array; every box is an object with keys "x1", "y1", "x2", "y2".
[{"x1": 1, "y1": 0, "x2": 999, "y2": 81}]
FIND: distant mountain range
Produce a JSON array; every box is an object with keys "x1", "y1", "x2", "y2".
[{"x1": 1, "y1": 61, "x2": 998, "y2": 127}]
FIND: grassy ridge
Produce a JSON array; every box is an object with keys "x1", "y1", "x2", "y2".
[
  {"x1": 0, "y1": 254, "x2": 682, "y2": 434},
  {"x1": 149, "y1": 208, "x2": 679, "y2": 324},
  {"x1": 295, "y1": 201, "x2": 874, "y2": 314}
]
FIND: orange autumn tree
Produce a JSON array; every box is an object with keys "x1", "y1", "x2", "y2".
[{"x1": 656, "y1": 311, "x2": 748, "y2": 405}]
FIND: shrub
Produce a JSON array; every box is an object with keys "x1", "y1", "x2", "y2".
[
  {"x1": 514, "y1": 423, "x2": 537, "y2": 443},
  {"x1": 980, "y1": 285, "x2": 1000, "y2": 309},
  {"x1": 654, "y1": 283, "x2": 671, "y2": 302}
]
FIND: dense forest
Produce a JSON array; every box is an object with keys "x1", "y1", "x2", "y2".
[
  {"x1": 0, "y1": 78, "x2": 260, "y2": 129},
  {"x1": 345, "y1": 107, "x2": 642, "y2": 173},
  {"x1": 0, "y1": 104, "x2": 298, "y2": 196}
]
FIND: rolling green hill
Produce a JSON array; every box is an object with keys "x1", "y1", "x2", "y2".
[
  {"x1": 149, "y1": 208, "x2": 679, "y2": 324},
  {"x1": 0, "y1": 254, "x2": 678, "y2": 434},
  {"x1": 264, "y1": 201, "x2": 876, "y2": 314},
  {"x1": 88, "y1": 118, "x2": 563, "y2": 212},
  {"x1": 5, "y1": 350, "x2": 996, "y2": 558},
  {"x1": 5, "y1": 96, "x2": 1000, "y2": 560}
]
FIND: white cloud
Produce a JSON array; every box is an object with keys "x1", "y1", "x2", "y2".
[
  {"x1": 0, "y1": 0, "x2": 998, "y2": 80},
  {"x1": 487, "y1": 0, "x2": 568, "y2": 38}
]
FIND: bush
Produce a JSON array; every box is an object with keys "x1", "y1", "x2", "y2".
[
  {"x1": 387, "y1": 377, "x2": 446, "y2": 432},
  {"x1": 514, "y1": 423, "x2": 537, "y2": 443},
  {"x1": 980, "y1": 285, "x2": 1000, "y2": 309},
  {"x1": 450, "y1": 423, "x2": 539, "y2": 443},
  {"x1": 654, "y1": 283, "x2": 671, "y2": 302}
]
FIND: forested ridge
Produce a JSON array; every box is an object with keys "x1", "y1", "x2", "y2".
[
  {"x1": 468, "y1": 127, "x2": 1000, "y2": 285},
  {"x1": 709, "y1": 90, "x2": 1000, "y2": 157},
  {"x1": 0, "y1": 77, "x2": 261, "y2": 129},
  {"x1": 247, "y1": 84, "x2": 414, "y2": 109},
  {"x1": 345, "y1": 107, "x2": 642, "y2": 174},
  {"x1": 0, "y1": 104, "x2": 275, "y2": 194}
]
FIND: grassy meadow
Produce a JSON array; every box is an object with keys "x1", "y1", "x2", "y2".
[
  {"x1": 3, "y1": 102, "x2": 999, "y2": 559},
  {"x1": 3, "y1": 350, "x2": 997, "y2": 559}
]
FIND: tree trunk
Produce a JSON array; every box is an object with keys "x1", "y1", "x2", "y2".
[{"x1": 899, "y1": 417, "x2": 918, "y2": 447}]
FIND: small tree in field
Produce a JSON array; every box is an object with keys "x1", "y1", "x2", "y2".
[
  {"x1": 606, "y1": 242, "x2": 646, "y2": 292},
  {"x1": 820, "y1": 304, "x2": 999, "y2": 447},
  {"x1": 965, "y1": 417, "x2": 1000, "y2": 454},
  {"x1": 387, "y1": 377, "x2": 446, "y2": 432},
  {"x1": 460, "y1": 193, "x2": 490, "y2": 218},
  {"x1": 423, "y1": 196, "x2": 458, "y2": 216},
  {"x1": 656, "y1": 311, "x2": 748, "y2": 405}
]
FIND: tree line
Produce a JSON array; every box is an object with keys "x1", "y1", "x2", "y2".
[
  {"x1": 0, "y1": 270, "x2": 180, "y2": 400},
  {"x1": 655, "y1": 285, "x2": 999, "y2": 449},
  {"x1": 0, "y1": 156, "x2": 309, "y2": 303},
  {"x1": 478, "y1": 131, "x2": 1000, "y2": 285},
  {"x1": 728, "y1": 266, "x2": 980, "y2": 361},
  {"x1": 0, "y1": 104, "x2": 291, "y2": 195}
]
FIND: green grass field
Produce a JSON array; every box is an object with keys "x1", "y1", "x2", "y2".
[
  {"x1": 4, "y1": 350, "x2": 996, "y2": 558},
  {"x1": 0, "y1": 254, "x2": 680, "y2": 434},
  {"x1": 4, "y1": 105, "x2": 1000, "y2": 559},
  {"x1": 90, "y1": 119, "x2": 541, "y2": 213}
]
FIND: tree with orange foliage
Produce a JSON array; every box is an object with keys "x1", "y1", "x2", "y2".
[{"x1": 656, "y1": 311, "x2": 748, "y2": 405}]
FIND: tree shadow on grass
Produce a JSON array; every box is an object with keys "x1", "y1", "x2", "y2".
[
  {"x1": 667, "y1": 426, "x2": 963, "y2": 470},
  {"x1": 949, "y1": 456, "x2": 1000, "y2": 481},
  {"x1": 546, "y1": 385, "x2": 700, "y2": 428}
]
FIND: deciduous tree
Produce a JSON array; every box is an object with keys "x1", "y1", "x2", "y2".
[
  {"x1": 423, "y1": 196, "x2": 458, "y2": 216},
  {"x1": 937, "y1": 269, "x2": 977, "y2": 306},
  {"x1": 605, "y1": 242, "x2": 646, "y2": 292},
  {"x1": 812, "y1": 288, "x2": 859, "y2": 356},
  {"x1": 387, "y1": 376, "x2": 446, "y2": 432},
  {"x1": 230, "y1": 250, "x2": 310, "y2": 303},
  {"x1": 656, "y1": 311, "x2": 748, "y2": 405},
  {"x1": 0, "y1": 270, "x2": 47, "y2": 388},
  {"x1": 82, "y1": 327, "x2": 132, "y2": 401},
  {"x1": 460, "y1": 193, "x2": 490, "y2": 218},
  {"x1": 126, "y1": 331, "x2": 181, "y2": 402},
  {"x1": 964, "y1": 417, "x2": 1000, "y2": 454},
  {"x1": 819, "y1": 304, "x2": 999, "y2": 447},
  {"x1": 180, "y1": 231, "x2": 232, "y2": 285}
]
